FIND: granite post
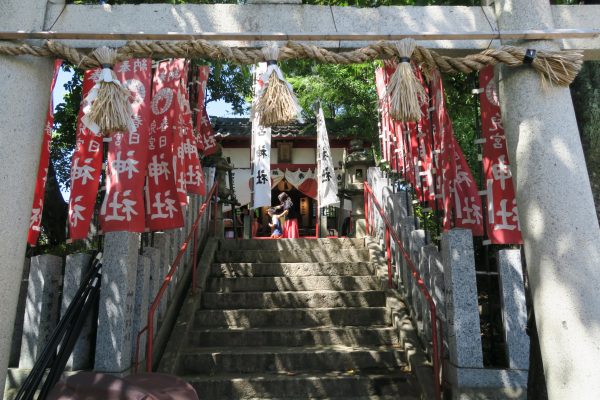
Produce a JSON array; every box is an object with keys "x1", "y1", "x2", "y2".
[
  {"x1": 498, "y1": 249, "x2": 529, "y2": 370},
  {"x1": 495, "y1": 1, "x2": 600, "y2": 395},
  {"x1": 143, "y1": 246, "x2": 161, "y2": 336},
  {"x1": 62, "y1": 253, "x2": 93, "y2": 370},
  {"x1": 152, "y1": 232, "x2": 171, "y2": 323},
  {"x1": 94, "y1": 232, "x2": 139, "y2": 374},
  {"x1": 10, "y1": 257, "x2": 31, "y2": 367},
  {"x1": 399, "y1": 217, "x2": 416, "y2": 303},
  {"x1": 131, "y1": 254, "x2": 150, "y2": 365},
  {"x1": 441, "y1": 228, "x2": 483, "y2": 368},
  {"x1": 19, "y1": 255, "x2": 63, "y2": 369},
  {"x1": 0, "y1": 0, "x2": 55, "y2": 390},
  {"x1": 409, "y1": 229, "x2": 426, "y2": 326}
]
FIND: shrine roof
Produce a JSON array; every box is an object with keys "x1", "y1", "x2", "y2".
[{"x1": 210, "y1": 116, "x2": 347, "y2": 139}]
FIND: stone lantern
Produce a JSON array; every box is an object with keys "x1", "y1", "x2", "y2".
[
  {"x1": 341, "y1": 139, "x2": 375, "y2": 237},
  {"x1": 203, "y1": 144, "x2": 238, "y2": 237}
]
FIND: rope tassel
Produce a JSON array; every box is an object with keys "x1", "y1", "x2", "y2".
[
  {"x1": 254, "y1": 46, "x2": 302, "y2": 127},
  {"x1": 386, "y1": 39, "x2": 427, "y2": 122},
  {"x1": 82, "y1": 46, "x2": 134, "y2": 136}
]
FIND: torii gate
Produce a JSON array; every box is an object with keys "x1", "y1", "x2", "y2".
[{"x1": 1, "y1": 0, "x2": 599, "y2": 398}]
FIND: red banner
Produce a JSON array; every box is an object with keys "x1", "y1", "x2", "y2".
[
  {"x1": 99, "y1": 58, "x2": 151, "y2": 233},
  {"x1": 195, "y1": 66, "x2": 217, "y2": 156},
  {"x1": 430, "y1": 70, "x2": 483, "y2": 235},
  {"x1": 429, "y1": 71, "x2": 453, "y2": 231},
  {"x1": 415, "y1": 68, "x2": 436, "y2": 208},
  {"x1": 194, "y1": 66, "x2": 209, "y2": 152},
  {"x1": 68, "y1": 69, "x2": 104, "y2": 240},
  {"x1": 179, "y1": 88, "x2": 205, "y2": 196},
  {"x1": 145, "y1": 59, "x2": 185, "y2": 231},
  {"x1": 28, "y1": 60, "x2": 62, "y2": 245},
  {"x1": 479, "y1": 66, "x2": 523, "y2": 244}
]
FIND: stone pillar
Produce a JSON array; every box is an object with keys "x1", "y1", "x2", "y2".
[
  {"x1": 152, "y1": 232, "x2": 171, "y2": 322},
  {"x1": 62, "y1": 253, "x2": 93, "y2": 370},
  {"x1": 0, "y1": 0, "x2": 55, "y2": 391},
  {"x1": 9, "y1": 258, "x2": 31, "y2": 367},
  {"x1": 95, "y1": 232, "x2": 139, "y2": 374},
  {"x1": 143, "y1": 246, "x2": 161, "y2": 336},
  {"x1": 495, "y1": 1, "x2": 600, "y2": 396},
  {"x1": 441, "y1": 229, "x2": 483, "y2": 369},
  {"x1": 131, "y1": 254, "x2": 150, "y2": 365},
  {"x1": 497, "y1": 249, "x2": 529, "y2": 370},
  {"x1": 19, "y1": 255, "x2": 62, "y2": 369}
]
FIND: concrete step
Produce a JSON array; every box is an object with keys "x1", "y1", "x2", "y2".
[
  {"x1": 185, "y1": 371, "x2": 419, "y2": 400},
  {"x1": 211, "y1": 262, "x2": 375, "y2": 278},
  {"x1": 187, "y1": 327, "x2": 399, "y2": 347},
  {"x1": 218, "y1": 238, "x2": 365, "y2": 251},
  {"x1": 202, "y1": 290, "x2": 386, "y2": 309},
  {"x1": 194, "y1": 307, "x2": 391, "y2": 328},
  {"x1": 177, "y1": 346, "x2": 407, "y2": 375},
  {"x1": 207, "y1": 276, "x2": 380, "y2": 292},
  {"x1": 214, "y1": 249, "x2": 371, "y2": 263}
]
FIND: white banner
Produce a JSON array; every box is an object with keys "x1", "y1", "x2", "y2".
[
  {"x1": 316, "y1": 106, "x2": 339, "y2": 208},
  {"x1": 251, "y1": 63, "x2": 272, "y2": 209}
]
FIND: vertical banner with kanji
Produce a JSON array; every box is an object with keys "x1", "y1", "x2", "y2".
[
  {"x1": 180, "y1": 88, "x2": 205, "y2": 196},
  {"x1": 196, "y1": 66, "x2": 218, "y2": 156},
  {"x1": 145, "y1": 59, "x2": 185, "y2": 231},
  {"x1": 251, "y1": 63, "x2": 272, "y2": 209},
  {"x1": 99, "y1": 58, "x2": 151, "y2": 233},
  {"x1": 28, "y1": 59, "x2": 62, "y2": 245},
  {"x1": 429, "y1": 71, "x2": 452, "y2": 228},
  {"x1": 374, "y1": 68, "x2": 390, "y2": 166},
  {"x1": 316, "y1": 106, "x2": 339, "y2": 208},
  {"x1": 68, "y1": 69, "x2": 104, "y2": 240},
  {"x1": 479, "y1": 66, "x2": 522, "y2": 243}
]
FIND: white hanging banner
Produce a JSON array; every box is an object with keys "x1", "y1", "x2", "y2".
[
  {"x1": 316, "y1": 106, "x2": 339, "y2": 208},
  {"x1": 252, "y1": 62, "x2": 272, "y2": 209}
]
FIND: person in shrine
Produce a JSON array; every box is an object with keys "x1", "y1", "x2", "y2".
[
  {"x1": 274, "y1": 192, "x2": 299, "y2": 238},
  {"x1": 267, "y1": 208, "x2": 283, "y2": 239}
]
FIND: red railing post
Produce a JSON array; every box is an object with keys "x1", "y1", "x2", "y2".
[
  {"x1": 364, "y1": 186, "x2": 369, "y2": 236},
  {"x1": 385, "y1": 226, "x2": 392, "y2": 288}
]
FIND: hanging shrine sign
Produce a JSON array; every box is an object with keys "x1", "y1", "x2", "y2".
[
  {"x1": 68, "y1": 69, "x2": 104, "y2": 240},
  {"x1": 145, "y1": 59, "x2": 185, "y2": 230},
  {"x1": 28, "y1": 59, "x2": 61, "y2": 245},
  {"x1": 252, "y1": 62, "x2": 272, "y2": 209},
  {"x1": 316, "y1": 106, "x2": 339, "y2": 208},
  {"x1": 479, "y1": 66, "x2": 523, "y2": 244},
  {"x1": 99, "y1": 58, "x2": 151, "y2": 233}
]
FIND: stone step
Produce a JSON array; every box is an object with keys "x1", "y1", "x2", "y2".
[
  {"x1": 207, "y1": 276, "x2": 380, "y2": 292},
  {"x1": 218, "y1": 238, "x2": 365, "y2": 251},
  {"x1": 185, "y1": 371, "x2": 419, "y2": 400},
  {"x1": 211, "y1": 262, "x2": 374, "y2": 278},
  {"x1": 202, "y1": 290, "x2": 386, "y2": 309},
  {"x1": 187, "y1": 327, "x2": 399, "y2": 347},
  {"x1": 194, "y1": 308, "x2": 391, "y2": 329},
  {"x1": 177, "y1": 346, "x2": 407, "y2": 375},
  {"x1": 214, "y1": 249, "x2": 371, "y2": 263}
]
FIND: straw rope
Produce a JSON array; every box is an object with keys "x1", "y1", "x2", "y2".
[{"x1": 0, "y1": 38, "x2": 583, "y2": 85}]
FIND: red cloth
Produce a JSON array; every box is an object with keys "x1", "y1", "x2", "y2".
[{"x1": 283, "y1": 219, "x2": 299, "y2": 239}]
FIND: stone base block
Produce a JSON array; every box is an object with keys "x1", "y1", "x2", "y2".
[{"x1": 445, "y1": 362, "x2": 527, "y2": 400}]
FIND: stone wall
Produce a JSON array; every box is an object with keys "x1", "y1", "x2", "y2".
[{"x1": 367, "y1": 167, "x2": 530, "y2": 400}]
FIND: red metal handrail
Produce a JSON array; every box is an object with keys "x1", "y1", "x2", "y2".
[
  {"x1": 364, "y1": 182, "x2": 442, "y2": 400},
  {"x1": 134, "y1": 181, "x2": 219, "y2": 373}
]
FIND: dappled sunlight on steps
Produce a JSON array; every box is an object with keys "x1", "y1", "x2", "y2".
[{"x1": 160, "y1": 238, "x2": 420, "y2": 400}]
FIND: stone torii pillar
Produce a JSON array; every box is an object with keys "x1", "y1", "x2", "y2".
[
  {"x1": 0, "y1": 0, "x2": 56, "y2": 394},
  {"x1": 495, "y1": 0, "x2": 600, "y2": 397}
]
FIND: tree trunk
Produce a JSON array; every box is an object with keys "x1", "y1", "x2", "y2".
[{"x1": 41, "y1": 162, "x2": 68, "y2": 246}]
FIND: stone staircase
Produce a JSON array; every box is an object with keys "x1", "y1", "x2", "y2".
[{"x1": 160, "y1": 238, "x2": 421, "y2": 400}]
